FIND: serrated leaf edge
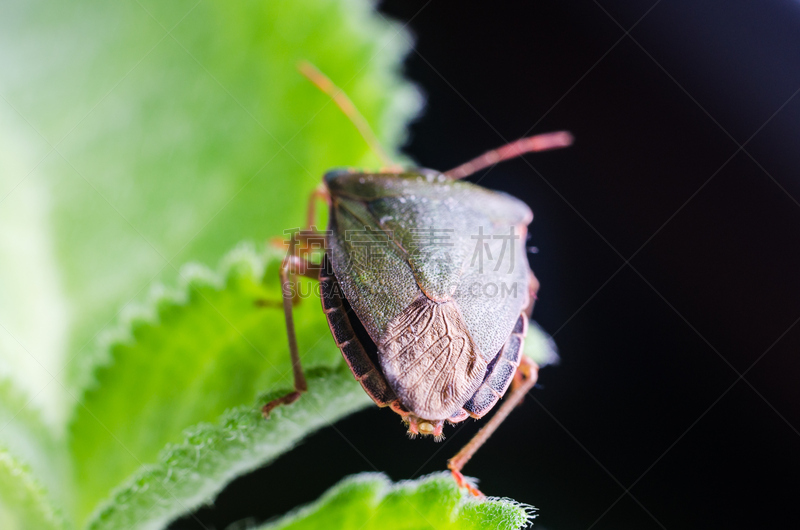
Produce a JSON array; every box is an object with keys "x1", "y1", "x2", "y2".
[
  {"x1": 0, "y1": 447, "x2": 68, "y2": 530},
  {"x1": 254, "y1": 471, "x2": 535, "y2": 530},
  {"x1": 78, "y1": 242, "x2": 280, "y2": 400}
]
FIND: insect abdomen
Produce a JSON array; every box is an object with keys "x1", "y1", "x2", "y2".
[
  {"x1": 463, "y1": 313, "x2": 527, "y2": 418},
  {"x1": 320, "y1": 258, "x2": 397, "y2": 406}
]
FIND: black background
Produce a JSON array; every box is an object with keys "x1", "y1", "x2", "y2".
[{"x1": 173, "y1": 1, "x2": 800, "y2": 529}]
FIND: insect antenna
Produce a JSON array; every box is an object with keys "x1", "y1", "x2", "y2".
[
  {"x1": 444, "y1": 131, "x2": 573, "y2": 180},
  {"x1": 298, "y1": 60, "x2": 395, "y2": 167}
]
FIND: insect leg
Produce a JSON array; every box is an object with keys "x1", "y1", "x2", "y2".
[
  {"x1": 261, "y1": 252, "x2": 318, "y2": 418},
  {"x1": 262, "y1": 178, "x2": 333, "y2": 418},
  {"x1": 306, "y1": 183, "x2": 330, "y2": 230},
  {"x1": 447, "y1": 355, "x2": 540, "y2": 497},
  {"x1": 260, "y1": 226, "x2": 325, "y2": 306}
]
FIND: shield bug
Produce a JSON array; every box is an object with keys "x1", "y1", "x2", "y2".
[{"x1": 263, "y1": 61, "x2": 571, "y2": 496}]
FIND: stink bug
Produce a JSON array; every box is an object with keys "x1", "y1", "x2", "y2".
[{"x1": 263, "y1": 62, "x2": 572, "y2": 496}]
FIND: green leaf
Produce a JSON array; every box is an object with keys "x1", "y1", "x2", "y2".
[
  {"x1": 0, "y1": 0, "x2": 420, "y2": 427},
  {"x1": 71, "y1": 246, "x2": 372, "y2": 526},
  {"x1": 2, "y1": 0, "x2": 420, "y2": 524},
  {"x1": 72, "y1": 244, "x2": 556, "y2": 529},
  {"x1": 254, "y1": 472, "x2": 534, "y2": 530},
  {"x1": 0, "y1": 108, "x2": 71, "y2": 431},
  {"x1": 525, "y1": 321, "x2": 560, "y2": 368},
  {"x1": 2, "y1": 2, "x2": 547, "y2": 528},
  {"x1": 0, "y1": 378, "x2": 69, "y2": 510},
  {"x1": 0, "y1": 447, "x2": 66, "y2": 530},
  {"x1": 85, "y1": 364, "x2": 371, "y2": 530}
]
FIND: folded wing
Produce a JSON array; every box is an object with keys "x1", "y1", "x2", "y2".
[{"x1": 378, "y1": 296, "x2": 487, "y2": 420}]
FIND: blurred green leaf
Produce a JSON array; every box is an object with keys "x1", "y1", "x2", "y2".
[
  {"x1": 1, "y1": 0, "x2": 421, "y2": 523},
  {"x1": 0, "y1": 378, "x2": 69, "y2": 510},
  {"x1": 254, "y1": 472, "x2": 534, "y2": 530},
  {"x1": 0, "y1": 448, "x2": 66, "y2": 530},
  {"x1": 0, "y1": 106, "x2": 71, "y2": 433},
  {"x1": 525, "y1": 320, "x2": 560, "y2": 368},
  {"x1": 0, "y1": 0, "x2": 420, "y2": 427},
  {"x1": 71, "y1": 246, "x2": 373, "y2": 526},
  {"x1": 85, "y1": 366, "x2": 371, "y2": 530}
]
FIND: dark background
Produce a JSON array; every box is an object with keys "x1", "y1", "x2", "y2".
[{"x1": 173, "y1": 1, "x2": 800, "y2": 529}]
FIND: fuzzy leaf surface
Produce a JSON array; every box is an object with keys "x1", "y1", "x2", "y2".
[
  {"x1": 85, "y1": 364, "x2": 371, "y2": 530},
  {"x1": 71, "y1": 247, "x2": 372, "y2": 526},
  {"x1": 255, "y1": 472, "x2": 534, "y2": 530},
  {"x1": 0, "y1": 448, "x2": 65, "y2": 530},
  {"x1": 0, "y1": 378, "x2": 68, "y2": 509}
]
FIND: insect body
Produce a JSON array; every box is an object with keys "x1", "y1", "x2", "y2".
[
  {"x1": 263, "y1": 62, "x2": 571, "y2": 496},
  {"x1": 323, "y1": 168, "x2": 535, "y2": 434}
]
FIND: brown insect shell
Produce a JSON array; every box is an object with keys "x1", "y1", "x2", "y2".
[{"x1": 323, "y1": 168, "x2": 534, "y2": 422}]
